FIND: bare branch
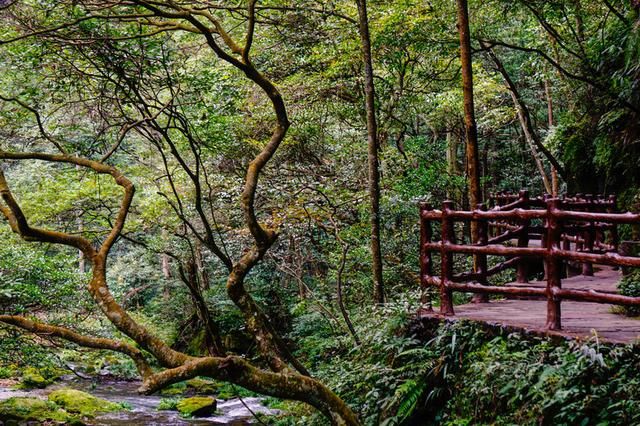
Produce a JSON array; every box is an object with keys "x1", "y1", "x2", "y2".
[{"x1": 0, "y1": 94, "x2": 67, "y2": 154}]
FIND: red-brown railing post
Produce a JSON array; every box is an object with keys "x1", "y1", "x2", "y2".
[
  {"x1": 419, "y1": 202, "x2": 433, "y2": 310},
  {"x1": 609, "y1": 195, "x2": 619, "y2": 252},
  {"x1": 545, "y1": 198, "x2": 563, "y2": 330},
  {"x1": 440, "y1": 200, "x2": 455, "y2": 315},
  {"x1": 517, "y1": 190, "x2": 530, "y2": 283}
]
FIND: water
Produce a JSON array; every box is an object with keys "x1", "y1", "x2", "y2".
[{"x1": 0, "y1": 378, "x2": 279, "y2": 425}]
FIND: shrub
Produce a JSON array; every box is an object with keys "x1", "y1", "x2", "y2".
[{"x1": 619, "y1": 270, "x2": 640, "y2": 316}]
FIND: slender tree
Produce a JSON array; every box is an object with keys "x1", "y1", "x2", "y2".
[
  {"x1": 456, "y1": 0, "x2": 481, "y2": 219},
  {"x1": 456, "y1": 0, "x2": 486, "y2": 303},
  {"x1": 355, "y1": 0, "x2": 384, "y2": 304}
]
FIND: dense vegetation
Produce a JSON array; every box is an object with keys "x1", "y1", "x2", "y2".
[{"x1": 0, "y1": 0, "x2": 639, "y2": 425}]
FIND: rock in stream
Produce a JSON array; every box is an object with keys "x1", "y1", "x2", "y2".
[{"x1": 0, "y1": 378, "x2": 279, "y2": 425}]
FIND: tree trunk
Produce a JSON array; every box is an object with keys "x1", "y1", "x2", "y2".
[
  {"x1": 545, "y1": 80, "x2": 559, "y2": 196},
  {"x1": 510, "y1": 90, "x2": 553, "y2": 194},
  {"x1": 336, "y1": 245, "x2": 360, "y2": 346},
  {"x1": 457, "y1": 0, "x2": 482, "y2": 215},
  {"x1": 446, "y1": 131, "x2": 459, "y2": 174},
  {"x1": 356, "y1": 0, "x2": 384, "y2": 304},
  {"x1": 182, "y1": 260, "x2": 225, "y2": 357},
  {"x1": 457, "y1": 0, "x2": 486, "y2": 303},
  {"x1": 483, "y1": 43, "x2": 566, "y2": 182},
  {"x1": 76, "y1": 161, "x2": 85, "y2": 273},
  {"x1": 195, "y1": 240, "x2": 209, "y2": 291},
  {"x1": 446, "y1": 131, "x2": 459, "y2": 200}
]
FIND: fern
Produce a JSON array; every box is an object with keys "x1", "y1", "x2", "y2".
[
  {"x1": 381, "y1": 378, "x2": 429, "y2": 425},
  {"x1": 397, "y1": 379, "x2": 428, "y2": 422}
]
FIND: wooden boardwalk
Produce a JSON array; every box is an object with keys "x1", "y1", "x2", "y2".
[{"x1": 420, "y1": 267, "x2": 640, "y2": 344}]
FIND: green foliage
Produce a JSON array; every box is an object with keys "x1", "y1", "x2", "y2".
[
  {"x1": 0, "y1": 2, "x2": 639, "y2": 425},
  {"x1": 185, "y1": 378, "x2": 220, "y2": 395},
  {"x1": 443, "y1": 329, "x2": 640, "y2": 426},
  {"x1": 0, "y1": 231, "x2": 84, "y2": 314},
  {"x1": 157, "y1": 398, "x2": 179, "y2": 411},
  {"x1": 284, "y1": 313, "x2": 640, "y2": 425},
  {"x1": 0, "y1": 366, "x2": 15, "y2": 379},
  {"x1": 619, "y1": 270, "x2": 640, "y2": 317}
]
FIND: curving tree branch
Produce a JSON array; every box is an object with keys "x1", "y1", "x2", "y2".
[{"x1": 0, "y1": 315, "x2": 152, "y2": 378}]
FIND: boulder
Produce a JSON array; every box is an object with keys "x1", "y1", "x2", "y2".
[
  {"x1": 0, "y1": 397, "x2": 79, "y2": 424},
  {"x1": 20, "y1": 367, "x2": 49, "y2": 389},
  {"x1": 186, "y1": 378, "x2": 219, "y2": 394},
  {"x1": 48, "y1": 388, "x2": 122, "y2": 417},
  {"x1": 176, "y1": 396, "x2": 217, "y2": 417}
]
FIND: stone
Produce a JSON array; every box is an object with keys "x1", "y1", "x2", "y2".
[
  {"x1": 20, "y1": 368, "x2": 49, "y2": 389},
  {"x1": 0, "y1": 397, "x2": 78, "y2": 424},
  {"x1": 47, "y1": 388, "x2": 122, "y2": 417},
  {"x1": 186, "y1": 378, "x2": 219, "y2": 394},
  {"x1": 176, "y1": 396, "x2": 217, "y2": 417}
]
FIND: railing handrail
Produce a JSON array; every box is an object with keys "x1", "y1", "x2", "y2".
[{"x1": 419, "y1": 194, "x2": 638, "y2": 331}]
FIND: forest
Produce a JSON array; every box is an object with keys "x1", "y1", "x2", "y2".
[{"x1": 0, "y1": 0, "x2": 640, "y2": 425}]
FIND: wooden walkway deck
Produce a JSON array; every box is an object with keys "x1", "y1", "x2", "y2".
[{"x1": 419, "y1": 267, "x2": 640, "y2": 344}]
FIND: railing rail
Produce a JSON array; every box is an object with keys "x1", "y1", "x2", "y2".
[{"x1": 419, "y1": 192, "x2": 639, "y2": 330}]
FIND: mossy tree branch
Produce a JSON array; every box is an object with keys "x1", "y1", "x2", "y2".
[{"x1": 0, "y1": 315, "x2": 152, "y2": 379}]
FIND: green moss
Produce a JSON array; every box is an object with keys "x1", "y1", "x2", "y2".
[
  {"x1": 20, "y1": 367, "x2": 50, "y2": 389},
  {"x1": 0, "y1": 397, "x2": 78, "y2": 424},
  {"x1": 160, "y1": 382, "x2": 187, "y2": 396},
  {"x1": 157, "y1": 398, "x2": 179, "y2": 411},
  {"x1": 48, "y1": 388, "x2": 122, "y2": 417},
  {"x1": 176, "y1": 396, "x2": 217, "y2": 417},
  {"x1": 186, "y1": 378, "x2": 219, "y2": 395},
  {"x1": 0, "y1": 366, "x2": 17, "y2": 379},
  {"x1": 186, "y1": 330, "x2": 207, "y2": 356},
  {"x1": 161, "y1": 387, "x2": 186, "y2": 396},
  {"x1": 215, "y1": 382, "x2": 256, "y2": 400}
]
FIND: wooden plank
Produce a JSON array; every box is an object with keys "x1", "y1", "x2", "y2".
[{"x1": 419, "y1": 267, "x2": 640, "y2": 344}]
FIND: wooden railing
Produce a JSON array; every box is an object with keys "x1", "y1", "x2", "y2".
[{"x1": 419, "y1": 192, "x2": 640, "y2": 330}]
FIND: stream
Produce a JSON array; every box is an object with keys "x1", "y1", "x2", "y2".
[{"x1": 0, "y1": 377, "x2": 279, "y2": 425}]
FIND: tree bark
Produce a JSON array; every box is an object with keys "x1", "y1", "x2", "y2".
[
  {"x1": 509, "y1": 90, "x2": 553, "y2": 194},
  {"x1": 545, "y1": 80, "x2": 559, "y2": 196},
  {"x1": 457, "y1": 0, "x2": 486, "y2": 303},
  {"x1": 179, "y1": 261, "x2": 225, "y2": 357},
  {"x1": 483, "y1": 43, "x2": 566, "y2": 182},
  {"x1": 336, "y1": 244, "x2": 361, "y2": 346},
  {"x1": 356, "y1": 0, "x2": 384, "y2": 305},
  {"x1": 457, "y1": 0, "x2": 482, "y2": 219}
]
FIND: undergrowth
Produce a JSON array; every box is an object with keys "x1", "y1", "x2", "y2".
[{"x1": 273, "y1": 297, "x2": 640, "y2": 426}]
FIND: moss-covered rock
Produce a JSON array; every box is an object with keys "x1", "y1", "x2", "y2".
[
  {"x1": 48, "y1": 388, "x2": 122, "y2": 417},
  {"x1": 161, "y1": 386, "x2": 186, "y2": 396},
  {"x1": 176, "y1": 396, "x2": 217, "y2": 417},
  {"x1": 160, "y1": 382, "x2": 187, "y2": 396},
  {"x1": 0, "y1": 397, "x2": 80, "y2": 424},
  {"x1": 20, "y1": 367, "x2": 50, "y2": 389},
  {"x1": 186, "y1": 378, "x2": 219, "y2": 395}
]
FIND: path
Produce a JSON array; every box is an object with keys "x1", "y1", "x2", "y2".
[{"x1": 420, "y1": 267, "x2": 640, "y2": 344}]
